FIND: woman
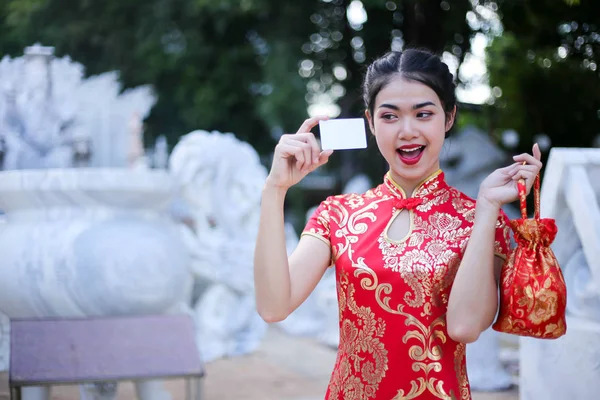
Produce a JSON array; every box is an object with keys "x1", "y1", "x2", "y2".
[{"x1": 254, "y1": 48, "x2": 542, "y2": 399}]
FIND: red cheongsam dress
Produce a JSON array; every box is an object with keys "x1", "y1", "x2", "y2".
[{"x1": 301, "y1": 170, "x2": 511, "y2": 400}]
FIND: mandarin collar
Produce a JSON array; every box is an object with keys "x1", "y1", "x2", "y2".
[{"x1": 383, "y1": 169, "x2": 446, "y2": 199}]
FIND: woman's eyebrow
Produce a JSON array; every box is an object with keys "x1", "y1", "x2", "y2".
[
  {"x1": 377, "y1": 101, "x2": 437, "y2": 110},
  {"x1": 412, "y1": 101, "x2": 435, "y2": 109}
]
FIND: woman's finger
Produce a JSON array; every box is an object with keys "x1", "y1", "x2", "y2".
[
  {"x1": 296, "y1": 115, "x2": 329, "y2": 134},
  {"x1": 512, "y1": 170, "x2": 537, "y2": 192},
  {"x1": 500, "y1": 162, "x2": 521, "y2": 174},
  {"x1": 510, "y1": 164, "x2": 539, "y2": 176},
  {"x1": 286, "y1": 137, "x2": 315, "y2": 171},
  {"x1": 317, "y1": 150, "x2": 334, "y2": 166},
  {"x1": 275, "y1": 140, "x2": 296, "y2": 157},
  {"x1": 532, "y1": 143, "x2": 542, "y2": 161},
  {"x1": 507, "y1": 163, "x2": 522, "y2": 175},
  {"x1": 512, "y1": 167, "x2": 537, "y2": 178},
  {"x1": 294, "y1": 132, "x2": 322, "y2": 164},
  {"x1": 307, "y1": 133, "x2": 323, "y2": 163},
  {"x1": 301, "y1": 141, "x2": 313, "y2": 171},
  {"x1": 309, "y1": 150, "x2": 334, "y2": 171},
  {"x1": 513, "y1": 152, "x2": 543, "y2": 168},
  {"x1": 277, "y1": 142, "x2": 306, "y2": 170}
]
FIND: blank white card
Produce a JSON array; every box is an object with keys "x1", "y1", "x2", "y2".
[{"x1": 319, "y1": 118, "x2": 368, "y2": 150}]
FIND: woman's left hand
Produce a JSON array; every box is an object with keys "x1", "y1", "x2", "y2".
[{"x1": 478, "y1": 143, "x2": 543, "y2": 208}]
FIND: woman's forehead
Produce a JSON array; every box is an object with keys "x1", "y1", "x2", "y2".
[{"x1": 375, "y1": 78, "x2": 440, "y2": 107}]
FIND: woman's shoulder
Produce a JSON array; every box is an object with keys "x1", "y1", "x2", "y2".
[
  {"x1": 444, "y1": 184, "x2": 510, "y2": 220},
  {"x1": 442, "y1": 184, "x2": 477, "y2": 206}
]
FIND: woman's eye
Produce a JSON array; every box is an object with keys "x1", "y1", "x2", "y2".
[
  {"x1": 381, "y1": 114, "x2": 396, "y2": 120},
  {"x1": 417, "y1": 111, "x2": 433, "y2": 118}
]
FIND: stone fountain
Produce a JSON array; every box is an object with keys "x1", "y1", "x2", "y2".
[{"x1": 0, "y1": 44, "x2": 192, "y2": 400}]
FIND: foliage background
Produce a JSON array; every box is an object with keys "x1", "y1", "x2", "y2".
[{"x1": 1, "y1": 0, "x2": 597, "y2": 203}]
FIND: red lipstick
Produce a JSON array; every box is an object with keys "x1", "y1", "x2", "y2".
[{"x1": 397, "y1": 144, "x2": 425, "y2": 165}]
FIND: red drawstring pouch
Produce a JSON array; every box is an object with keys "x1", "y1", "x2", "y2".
[{"x1": 492, "y1": 173, "x2": 567, "y2": 339}]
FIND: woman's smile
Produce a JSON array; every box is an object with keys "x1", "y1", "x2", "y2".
[{"x1": 396, "y1": 144, "x2": 426, "y2": 165}]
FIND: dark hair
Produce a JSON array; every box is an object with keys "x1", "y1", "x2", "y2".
[{"x1": 363, "y1": 48, "x2": 457, "y2": 134}]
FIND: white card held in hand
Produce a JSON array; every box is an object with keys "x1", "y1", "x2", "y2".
[{"x1": 319, "y1": 118, "x2": 368, "y2": 150}]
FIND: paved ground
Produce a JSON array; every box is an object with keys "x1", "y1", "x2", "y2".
[{"x1": 0, "y1": 327, "x2": 518, "y2": 400}]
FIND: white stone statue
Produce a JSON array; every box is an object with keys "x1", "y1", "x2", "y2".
[
  {"x1": 169, "y1": 130, "x2": 268, "y2": 362},
  {"x1": 0, "y1": 44, "x2": 77, "y2": 169},
  {"x1": 127, "y1": 111, "x2": 147, "y2": 170},
  {"x1": 0, "y1": 44, "x2": 156, "y2": 170},
  {"x1": 520, "y1": 147, "x2": 600, "y2": 400},
  {"x1": 0, "y1": 45, "x2": 185, "y2": 400},
  {"x1": 153, "y1": 135, "x2": 169, "y2": 169}
]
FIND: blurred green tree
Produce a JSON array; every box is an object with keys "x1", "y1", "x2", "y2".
[
  {"x1": 485, "y1": 0, "x2": 600, "y2": 155},
  {"x1": 296, "y1": 0, "x2": 492, "y2": 184},
  {"x1": 0, "y1": 0, "x2": 314, "y2": 156},
  {"x1": 0, "y1": 0, "x2": 492, "y2": 166}
]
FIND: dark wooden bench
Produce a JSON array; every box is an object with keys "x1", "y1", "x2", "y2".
[{"x1": 9, "y1": 314, "x2": 205, "y2": 400}]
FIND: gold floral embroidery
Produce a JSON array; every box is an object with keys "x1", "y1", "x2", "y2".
[
  {"x1": 493, "y1": 217, "x2": 511, "y2": 258},
  {"x1": 348, "y1": 196, "x2": 366, "y2": 209},
  {"x1": 416, "y1": 190, "x2": 450, "y2": 213},
  {"x1": 304, "y1": 171, "x2": 497, "y2": 399},
  {"x1": 493, "y1": 241, "x2": 566, "y2": 338},
  {"x1": 354, "y1": 266, "x2": 456, "y2": 400},
  {"x1": 328, "y1": 270, "x2": 389, "y2": 400},
  {"x1": 527, "y1": 285, "x2": 559, "y2": 324},
  {"x1": 450, "y1": 192, "x2": 475, "y2": 222},
  {"x1": 377, "y1": 211, "x2": 469, "y2": 314},
  {"x1": 453, "y1": 344, "x2": 469, "y2": 400}
]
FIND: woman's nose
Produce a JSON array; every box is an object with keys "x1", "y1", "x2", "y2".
[{"x1": 398, "y1": 117, "x2": 419, "y2": 139}]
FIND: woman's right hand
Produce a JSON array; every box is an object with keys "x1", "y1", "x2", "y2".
[{"x1": 265, "y1": 116, "x2": 333, "y2": 190}]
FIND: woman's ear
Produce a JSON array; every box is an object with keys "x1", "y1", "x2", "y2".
[
  {"x1": 365, "y1": 109, "x2": 375, "y2": 135},
  {"x1": 445, "y1": 105, "x2": 457, "y2": 132}
]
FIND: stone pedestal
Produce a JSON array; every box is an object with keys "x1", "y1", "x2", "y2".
[
  {"x1": 0, "y1": 168, "x2": 192, "y2": 372},
  {"x1": 520, "y1": 316, "x2": 600, "y2": 400}
]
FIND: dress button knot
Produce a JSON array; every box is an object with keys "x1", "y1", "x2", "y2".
[{"x1": 393, "y1": 197, "x2": 423, "y2": 210}]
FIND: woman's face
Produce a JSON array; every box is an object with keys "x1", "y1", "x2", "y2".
[{"x1": 366, "y1": 77, "x2": 455, "y2": 193}]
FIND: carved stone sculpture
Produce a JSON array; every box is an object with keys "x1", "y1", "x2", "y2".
[{"x1": 169, "y1": 130, "x2": 268, "y2": 362}]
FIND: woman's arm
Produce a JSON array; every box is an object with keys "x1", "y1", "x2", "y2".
[
  {"x1": 253, "y1": 184, "x2": 331, "y2": 323},
  {"x1": 447, "y1": 143, "x2": 543, "y2": 343},
  {"x1": 253, "y1": 116, "x2": 334, "y2": 323},
  {"x1": 446, "y1": 198, "x2": 504, "y2": 343}
]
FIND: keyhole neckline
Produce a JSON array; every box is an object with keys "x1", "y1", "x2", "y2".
[{"x1": 384, "y1": 169, "x2": 444, "y2": 200}]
